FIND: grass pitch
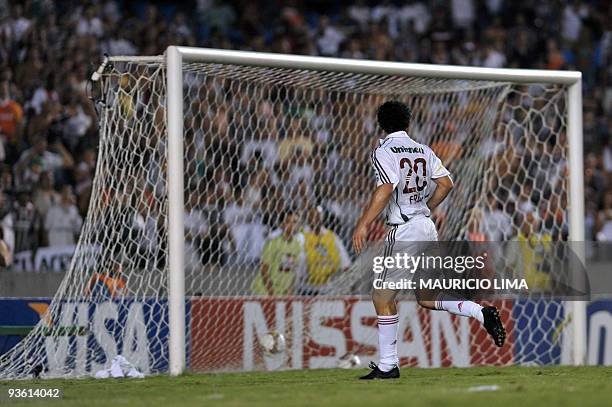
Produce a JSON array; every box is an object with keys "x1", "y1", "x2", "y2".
[{"x1": 1, "y1": 366, "x2": 611, "y2": 406}]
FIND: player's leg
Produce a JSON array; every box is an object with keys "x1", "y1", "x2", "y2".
[
  {"x1": 414, "y1": 218, "x2": 506, "y2": 346},
  {"x1": 372, "y1": 288, "x2": 400, "y2": 370},
  {"x1": 416, "y1": 290, "x2": 483, "y2": 322},
  {"x1": 415, "y1": 288, "x2": 506, "y2": 347},
  {"x1": 433, "y1": 293, "x2": 506, "y2": 347},
  {"x1": 359, "y1": 288, "x2": 401, "y2": 380},
  {"x1": 410, "y1": 219, "x2": 483, "y2": 321}
]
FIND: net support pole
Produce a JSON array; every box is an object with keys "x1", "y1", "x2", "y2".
[
  {"x1": 167, "y1": 46, "x2": 186, "y2": 376},
  {"x1": 567, "y1": 77, "x2": 586, "y2": 366}
]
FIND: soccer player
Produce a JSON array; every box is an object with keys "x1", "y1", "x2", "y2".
[{"x1": 352, "y1": 101, "x2": 506, "y2": 380}]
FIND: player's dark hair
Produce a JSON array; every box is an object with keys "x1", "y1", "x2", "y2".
[{"x1": 377, "y1": 101, "x2": 412, "y2": 133}]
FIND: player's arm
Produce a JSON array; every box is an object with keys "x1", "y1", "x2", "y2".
[
  {"x1": 352, "y1": 183, "x2": 394, "y2": 254},
  {"x1": 426, "y1": 149, "x2": 453, "y2": 212},
  {"x1": 353, "y1": 148, "x2": 398, "y2": 254},
  {"x1": 427, "y1": 175, "x2": 454, "y2": 212}
]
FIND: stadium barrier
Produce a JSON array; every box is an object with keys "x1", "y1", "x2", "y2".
[{"x1": 1, "y1": 296, "x2": 610, "y2": 377}]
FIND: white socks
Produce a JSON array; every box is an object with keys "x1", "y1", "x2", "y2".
[
  {"x1": 435, "y1": 298, "x2": 484, "y2": 323},
  {"x1": 376, "y1": 300, "x2": 484, "y2": 371},
  {"x1": 377, "y1": 314, "x2": 399, "y2": 372}
]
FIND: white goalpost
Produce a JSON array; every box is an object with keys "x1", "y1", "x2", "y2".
[
  {"x1": 167, "y1": 46, "x2": 186, "y2": 377},
  {"x1": 0, "y1": 46, "x2": 585, "y2": 379}
]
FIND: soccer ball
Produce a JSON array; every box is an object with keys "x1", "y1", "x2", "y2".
[
  {"x1": 337, "y1": 353, "x2": 361, "y2": 369},
  {"x1": 259, "y1": 331, "x2": 286, "y2": 354}
]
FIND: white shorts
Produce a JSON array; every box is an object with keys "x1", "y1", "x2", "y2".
[{"x1": 380, "y1": 215, "x2": 439, "y2": 285}]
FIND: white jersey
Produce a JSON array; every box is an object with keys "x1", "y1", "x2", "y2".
[{"x1": 371, "y1": 130, "x2": 450, "y2": 225}]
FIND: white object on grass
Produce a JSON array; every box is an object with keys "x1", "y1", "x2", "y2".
[
  {"x1": 467, "y1": 385, "x2": 500, "y2": 392},
  {"x1": 94, "y1": 355, "x2": 144, "y2": 379}
]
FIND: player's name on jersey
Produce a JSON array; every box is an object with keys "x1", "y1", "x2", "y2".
[
  {"x1": 389, "y1": 146, "x2": 425, "y2": 154},
  {"x1": 373, "y1": 278, "x2": 529, "y2": 291}
]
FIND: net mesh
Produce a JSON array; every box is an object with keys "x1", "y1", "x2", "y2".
[{"x1": 0, "y1": 56, "x2": 572, "y2": 378}]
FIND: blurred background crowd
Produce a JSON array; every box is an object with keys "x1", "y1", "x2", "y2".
[{"x1": 0, "y1": 0, "x2": 611, "y2": 273}]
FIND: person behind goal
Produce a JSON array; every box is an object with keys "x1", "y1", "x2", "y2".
[{"x1": 352, "y1": 101, "x2": 506, "y2": 380}]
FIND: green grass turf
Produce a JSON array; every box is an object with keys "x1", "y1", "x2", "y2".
[{"x1": 1, "y1": 366, "x2": 611, "y2": 407}]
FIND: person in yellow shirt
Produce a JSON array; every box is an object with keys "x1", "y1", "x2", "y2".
[
  {"x1": 251, "y1": 210, "x2": 303, "y2": 296},
  {"x1": 508, "y1": 212, "x2": 553, "y2": 291},
  {"x1": 300, "y1": 206, "x2": 350, "y2": 295}
]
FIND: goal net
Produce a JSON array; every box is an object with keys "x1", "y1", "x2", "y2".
[{"x1": 0, "y1": 50, "x2": 583, "y2": 378}]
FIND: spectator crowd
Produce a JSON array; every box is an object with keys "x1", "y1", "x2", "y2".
[{"x1": 0, "y1": 0, "x2": 611, "y2": 273}]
